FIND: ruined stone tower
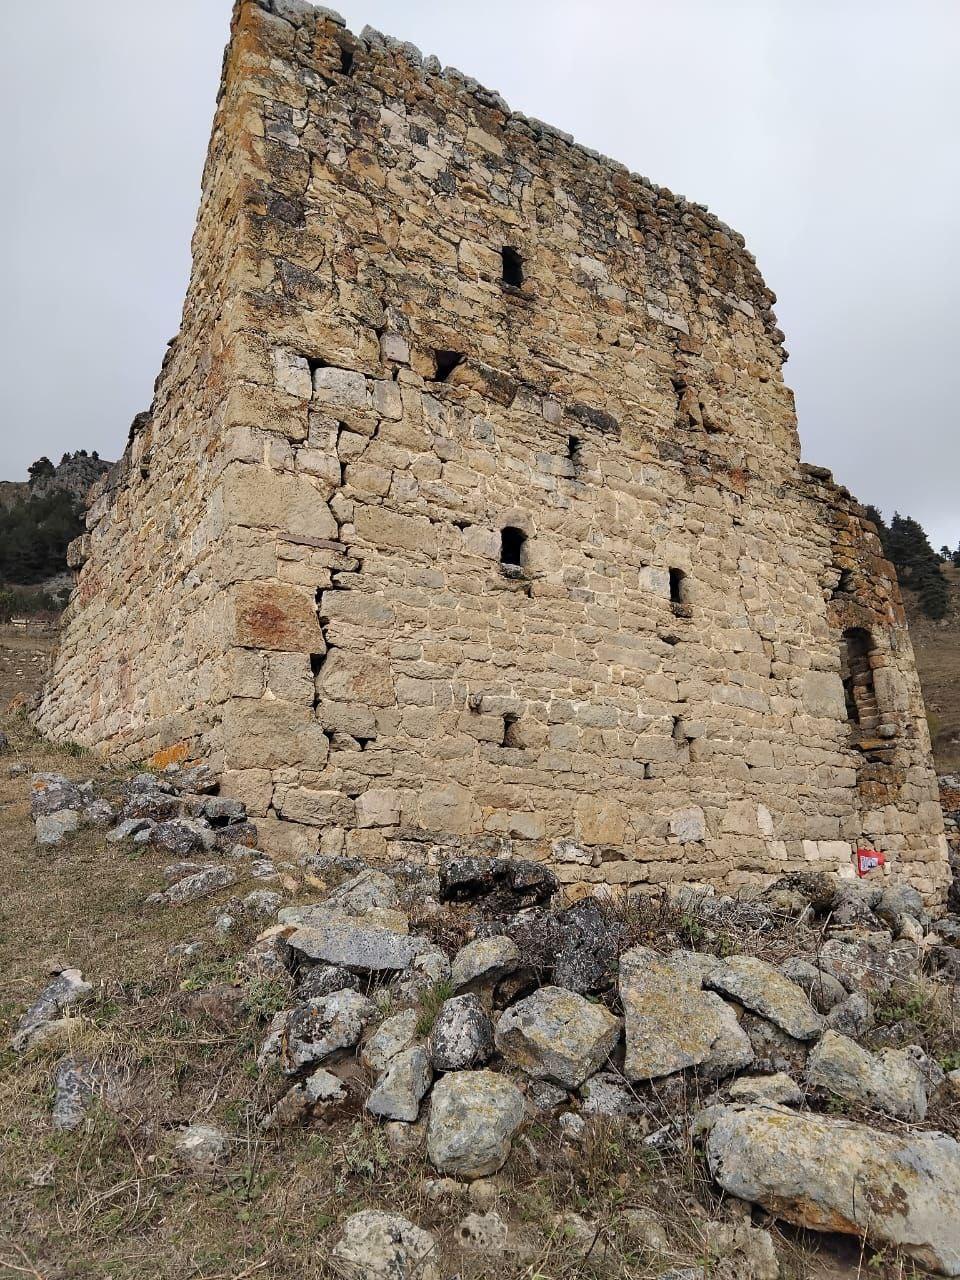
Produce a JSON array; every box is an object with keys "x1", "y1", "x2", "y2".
[{"x1": 35, "y1": 0, "x2": 950, "y2": 902}]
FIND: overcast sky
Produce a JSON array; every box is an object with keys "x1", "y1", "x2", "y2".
[{"x1": 2, "y1": 1, "x2": 958, "y2": 548}]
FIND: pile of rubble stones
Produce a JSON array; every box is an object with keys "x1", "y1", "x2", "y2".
[{"x1": 14, "y1": 765, "x2": 960, "y2": 1276}]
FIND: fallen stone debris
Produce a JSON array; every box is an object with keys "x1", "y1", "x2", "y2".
[{"x1": 12, "y1": 761, "x2": 960, "y2": 1276}]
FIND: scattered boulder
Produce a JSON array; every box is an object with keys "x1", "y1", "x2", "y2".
[
  {"x1": 264, "y1": 1067, "x2": 347, "y2": 1128},
  {"x1": 778, "y1": 958, "x2": 846, "y2": 1013},
  {"x1": 152, "y1": 818, "x2": 208, "y2": 856},
  {"x1": 739, "y1": 1012, "x2": 809, "y2": 1076},
  {"x1": 728, "y1": 1072, "x2": 803, "y2": 1107},
  {"x1": 172, "y1": 1124, "x2": 230, "y2": 1173},
  {"x1": 806, "y1": 1030, "x2": 929, "y2": 1121},
  {"x1": 106, "y1": 817, "x2": 153, "y2": 843},
  {"x1": 456, "y1": 1210, "x2": 511, "y2": 1255},
  {"x1": 51, "y1": 1056, "x2": 121, "y2": 1131},
  {"x1": 361, "y1": 1008, "x2": 419, "y2": 1074},
  {"x1": 296, "y1": 963, "x2": 362, "y2": 999},
  {"x1": 551, "y1": 898, "x2": 622, "y2": 993},
  {"x1": 30, "y1": 773, "x2": 87, "y2": 817},
  {"x1": 428, "y1": 994, "x2": 494, "y2": 1071},
  {"x1": 13, "y1": 968, "x2": 92, "y2": 1051},
  {"x1": 284, "y1": 920, "x2": 421, "y2": 974},
  {"x1": 701, "y1": 1218, "x2": 780, "y2": 1280},
  {"x1": 620, "y1": 947, "x2": 747, "y2": 1081},
  {"x1": 704, "y1": 955, "x2": 823, "y2": 1041},
  {"x1": 825, "y1": 992, "x2": 874, "y2": 1039},
  {"x1": 494, "y1": 985, "x2": 620, "y2": 1088},
  {"x1": 580, "y1": 1071, "x2": 645, "y2": 1117},
  {"x1": 818, "y1": 933, "x2": 915, "y2": 997},
  {"x1": 701, "y1": 1103, "x2": 960, "y2": 1276},
  {"x1": 146, "y1": 864, "x2": 238, "y2": 907},
  {"x1": 325, "y1": 869, "x2": 399, "y2": 914},
  {"x1": 450, "y1": 935, "x2": 519, "y2": 991},
  {"x1": 366, "y1": 1046, "x2": 432, "y2": 1122},
  {"x1": 331, "y1": 1209, "x2": 439, "y2": 1280},
  {"x1": 427, "y1": 1070, "x2": 525, "y2": 1178},
  {"x1": 282, "y1": 991, "x2": 378, "y2": 1072},
  {"x1": 35, "y1": 809, "x2": 80, "y2": 847},
  {"x1": 439, "y1": 856, "x2": 557, "y2": 911}
]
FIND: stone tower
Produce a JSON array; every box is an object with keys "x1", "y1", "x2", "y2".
[{"x1": 35, "y1": 0, "x2": 950, "y2": 903}]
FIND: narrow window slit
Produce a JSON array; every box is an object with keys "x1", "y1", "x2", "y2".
[
  {"x1": 339, "y1": 47, "x2": 355, "y2": 76},
  {"x1": 501, "y1": 246, "x2": 524, "y2": 286},
  {"x1": 431, "y1": 349, "x2": 465, "y2": 382},
  {"x1": 669, "y1": 568, "x2": 687, "y2": 605},
  {"x1": 567, "y1": 435, "x2": 581, "y2": 461},
  {"x1": 502, "y1": 713, "x2": 521, "y2": 748}
]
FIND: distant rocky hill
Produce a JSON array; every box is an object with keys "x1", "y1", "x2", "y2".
[
  {"x1": 904, "y1": 562, "x2": 960, "y2": 773},
  {"x1": 0, "y1": 451, "x2": 111, "y2": 510}
]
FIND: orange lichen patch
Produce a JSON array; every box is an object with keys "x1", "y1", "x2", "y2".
[{"x1": 148, "y1": 741, "x2": 190, "y2": 770}]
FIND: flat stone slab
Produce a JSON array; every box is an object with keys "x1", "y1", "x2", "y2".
[
  {"x1": 495, "y1": 985, "x2": 621, "y2": 1088},
  {"x1": 285, "y1": 921, "x2": 422, "y2": 973},
  {"x1": 701, "y1": 1103, "x2": 960, "y2": 1276},
  {"x1": 704, "y1": 954, "x2": 824, "y2": 1041}
]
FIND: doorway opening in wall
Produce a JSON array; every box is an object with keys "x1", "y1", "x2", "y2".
[
  {"x1": 840, "y1": 627, "x2": 878, "y2": 729},
  {"x1": 500, "y1": 526, "x2": 527, "y2": 576}
]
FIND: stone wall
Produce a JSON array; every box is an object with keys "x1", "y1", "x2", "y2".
[{"x1": 35, "y1": 0, "x2": 951, "y2": 903}]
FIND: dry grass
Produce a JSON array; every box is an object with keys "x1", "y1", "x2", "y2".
[{"x1": 0, "y1": 709, "x2": 942, "y2": 1278}]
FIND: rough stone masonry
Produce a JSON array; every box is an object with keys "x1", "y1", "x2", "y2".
[{"x1": 34, "y1": 0, "x2": 951, "y2": 903}]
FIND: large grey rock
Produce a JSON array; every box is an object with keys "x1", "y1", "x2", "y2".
[
  {"x1": 449, "y1": 935, "x2": 519, "y2": 990},
  {"x1": 552, "y1": 898, "x2": 622, "y2": 993},
  {"x1": 429, "y1": 994, "x2": 494, "y2": 1071},
  {"x1": 283, "y1": 990, "x2": 378, "y2": 1072},
  {"x1": 728, "y1": 1071, "x2": 803, "y2": 1106},
  {"x1": 818, "y1": 933, "x2": 915, "y2": 997},
  {"x1": 297, "y1": 963, "x2": 362, "y2": 999},
  {"x1": 172, "y1": 1124, "x2": 230, "y2": 1173},
  {"x1": 325, "y1": 869, "x2": 399, "y2": 914},
  {"x1": 146, "y1": 864, "x2": 238, "y2": 907},
  {"x1": 13, "y1": 968, "x2": 92, "y2": 1051},
  {"x1": 361, "y1": 1008, "x2": 419, "y2": 1073},
  {"x1": 701, "y1": 1103, "x2": 960, "y2": 1276},
  {"x1": 806, "y1": 1030, "x2": 929, "y2": 1121},
  {"x1": 619, "y1": 947, "x2": 747, "y2": 1081},
  {"x1": 580, "y1": 1072, "x2": 645, "y2": 1117},
  {"x1": 52, "y1": 1056, "x2": 120, "y2": 1131},
  {"x1": 331, "y1": 1209, "x2": 439, "y2": 1280},
  {"x1": 494, "y1": 985, "x2": 621, "y2": 1088},
  {"x1": 778, "y1": 957, "x2": 846, "y2": 1012},
  {"x1": 285, "y1": 920, "x2": 421, "y2": 973},
  {"x1": 152, "y1": 818, "x2": 209, "y2": 855},
  {"x1": 35, "y1": 809, "x2": 80, "y2": 847},
  {"x1": 30, "y1": 773, "x2": 87, "y2": 817},
  {"x1": 427, "y1": 1070, "x2": 525, "y2": 1178},
  {"x1": 366, "y1": 1046, "x2": 432, "y2": 1122},
  {"x1": 825, "y1": 991, "x2": 874, "y2": 1039},
  {"x1": 705, "y1": 955, "x2": 823, "y2": 1041}
]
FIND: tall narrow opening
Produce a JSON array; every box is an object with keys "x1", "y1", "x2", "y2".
[
  {"x1": 501, "y1": 246, "x2": 524, "y2": 287},
  {"x1": 500, "y1": 526, "x2": 527, "y2": 572},
  {"x1": 339, "y1": 46, "x2": 355, "y2": 76},
  {"x1": 669, "y1": 568, "x2": 687, "y2": 606},
  {"x1": 840, "y1": 627, "x2": 877, "y2": 729}
]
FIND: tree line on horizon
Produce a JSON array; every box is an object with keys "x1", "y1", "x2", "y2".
[{"x1": 865, "y1": 506, "x2": 955, "y2": 620}]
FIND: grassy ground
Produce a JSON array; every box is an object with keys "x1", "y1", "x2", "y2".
[{"x1": 0, "y1": 635, "x2": 944, "y2": 1279}]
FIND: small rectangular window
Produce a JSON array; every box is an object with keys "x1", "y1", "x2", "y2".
[
  {"x1": 501, "y1": 247, "x2": 524, "y2": 287},
  {"x1": 431, "y1": 350, "x2": 465, "y2": 382}
]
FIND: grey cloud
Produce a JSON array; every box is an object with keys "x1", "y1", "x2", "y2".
[{"x1": 2, "y1": 0, "x2": 957, "y2": 547}]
